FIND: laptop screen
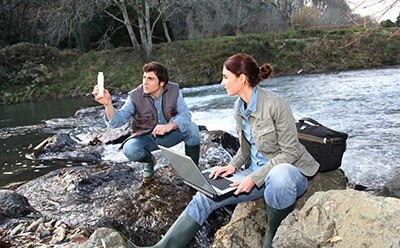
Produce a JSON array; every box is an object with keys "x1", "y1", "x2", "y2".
[{"x1": 159, "y1": 146, "x2": 217, "y2": 195}]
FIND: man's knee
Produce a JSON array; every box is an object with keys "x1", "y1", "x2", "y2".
[
  {"x1": 123, "y1": 139, "x2": 146, "y2": 161},
  {"x1": 184, "y1": 122, "x2": 200, "y2": 145}
]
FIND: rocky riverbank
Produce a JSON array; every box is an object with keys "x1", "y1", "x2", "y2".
[{"x1": 1, "y1": 125, "x2": 400, "y2": 247}]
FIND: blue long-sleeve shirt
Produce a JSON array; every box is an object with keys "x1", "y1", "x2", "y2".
[
  {"x1": 105, "y1": 91, "x2": 192, "y2": 133},
  {"x1": 237, "y1": 87, "x2": 269, "y2": 171}
]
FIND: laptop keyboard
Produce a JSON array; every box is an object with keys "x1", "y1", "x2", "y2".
[{"x1": 202, "y1": 172, "x2": 233, "y2": 191}]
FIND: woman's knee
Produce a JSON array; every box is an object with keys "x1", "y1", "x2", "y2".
[
  {"x1": 264, "y1": 163, "x2": 307, "y2": 209},
  {"x1": 265, "y1": 163, "x2": 293, "y2": 189},
  {"x1": 191, "y1": 192, "x2": 213, "y2": 210},
  {"x1": 186, "y1": 192, "x2": 216, "y2": 225}
]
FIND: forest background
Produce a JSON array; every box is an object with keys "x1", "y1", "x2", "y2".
[{"x1": 1, "y1": 0, "x2": 400, "y2": 104}]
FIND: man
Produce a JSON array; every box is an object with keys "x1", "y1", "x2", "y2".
[{"x1": 92, "y1": 62, "x2": 200, "y2": 181}]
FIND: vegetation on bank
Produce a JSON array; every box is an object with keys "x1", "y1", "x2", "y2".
[{"x1": 1, "y1": 27, "x2": 400, "y2": 105}]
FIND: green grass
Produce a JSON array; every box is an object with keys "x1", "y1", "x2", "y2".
[{"x1": 1, "y1": 27, "x2": 399, "y2": 104}]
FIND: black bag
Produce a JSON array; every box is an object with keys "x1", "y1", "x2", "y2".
[{"x1": 296, "y1": 117, "x2": 348, "y2": 172}]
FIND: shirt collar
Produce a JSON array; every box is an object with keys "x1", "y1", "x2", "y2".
[{"x1": 237, "y1": 87, "x2": 257, "y2": 119}]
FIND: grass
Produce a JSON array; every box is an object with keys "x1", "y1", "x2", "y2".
[{"x1": 1, "y1": 27, "x2": 399, "y2": 104}]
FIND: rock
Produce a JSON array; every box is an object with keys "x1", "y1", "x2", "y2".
[
  {"x1": 201, "y1": 130, "x2": 240, "y2": 157},
  {"x1": 211, "y1": 199, "x2": 266, "y2": 248},
  {"x1": 85, "y1": 124, "x2": 131, "y2": 146},
  {"x1": 295, "y1": 169, "x2": 348, "y2": 209},
  {"x1": 0, "y1": 190, "x2": 35, "y2": 218},
  {"x1": 50, "y1": 224, "x2": 68, "y2": 244},
  {"x1": 35, "y1": 133, "x2": 103, "y2": 161},
  {"x1": 74, "y1": 106, "x2": 104, "y2": 119},
  {"x1": 26, "y1": 217, "x2": 43, "y2": 232},
  {"x1": 379, "y1": 171, "x2": 400, "y2": 199},
  {"x1": 211, "y1": 169, "x2": 348, "y2": 248},
  {"x1": 1, "y1": 215, "x2": 89, "y2": 248},
  {"x1": 66, "y1": 227, "x2": 128, "y2": 248},
  {"x1": 14, "y1": 130, "x2": 239, "y2": 247},
  {"x1": 9, "y1": 223, "x2": 24, "y2": 237},
  {"x1": 273, "y1": 189, "x2": 400, "y2": 247},
  {"x1": 11, "y1": 128, "x2": 396, "y2": 248}
]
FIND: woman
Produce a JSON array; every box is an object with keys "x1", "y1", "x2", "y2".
[{"x1": 131, "y1": 53, "x2": 319, "y2": 248}]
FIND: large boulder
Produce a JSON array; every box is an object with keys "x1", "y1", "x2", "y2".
[
  {"x1": 0, "y1": 190, "x2": 35, "y2": 219},
  {"x1": 378, "y1": 170, "x2": 400, "y2": 199},
  {"x1": 211, "y1": 169, "x2": 348, "y2": 248},
  {"x1": 274, "y1": 189, "x2": 400, "y2": 247}
]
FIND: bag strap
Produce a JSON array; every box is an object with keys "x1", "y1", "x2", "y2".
[{"x1": 299, "y1": 117, "x2": 324, "y2": 127}]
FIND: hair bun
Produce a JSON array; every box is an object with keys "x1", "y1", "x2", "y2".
[{"x1": 259, "y1": 64, "x2": 273, "y2": 80}]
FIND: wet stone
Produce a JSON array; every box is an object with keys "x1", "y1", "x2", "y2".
[{"x1": 5, "y1": 129, "x2": 239, "y2": 247}]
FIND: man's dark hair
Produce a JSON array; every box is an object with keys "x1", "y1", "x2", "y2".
[{"x1": 143, "y1": 62, "x2": 169, "y2": 84}]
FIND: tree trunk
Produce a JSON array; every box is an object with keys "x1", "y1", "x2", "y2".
[
  {"x1": 119, "y1": 0, "x2": 140, "y2": 49},
  {"x1": 162, "y1": 20, "x2": 171, "y2": 42},
  {"x1": 144, "y1": 0, "x2": 152, "y2": 58},
  {"x1": 137, "y1": 0, "x2": 152, "y2": 58},
  {"x1": 74, "y1": 22, "x2": 85, "y2": 54}
]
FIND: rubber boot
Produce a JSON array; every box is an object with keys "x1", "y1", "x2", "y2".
[
  {"x1": 185, "y1": 144, "x2": 200, "y2": 165},
  {"x1": 128, "y1": 212, "x2": 201, "y2": 248},
  {"x1": 143, "y1": 154, "x2": 156, "y2": 181},
  {"x1": 263, "y1": 204, "x2": 294, "y2": 248}
]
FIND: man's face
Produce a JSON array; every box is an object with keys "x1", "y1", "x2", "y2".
[{"x1": 142, "y1": 71, "x2": 165, "y2": 96}]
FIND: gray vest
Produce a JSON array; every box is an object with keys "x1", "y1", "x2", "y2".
[{"x1": 128, "y1": 82, "x2": 179, "y2": 137}]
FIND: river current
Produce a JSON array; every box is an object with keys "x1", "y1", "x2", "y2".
[{"x1": 1, "y1": 66, "x2": 399, "y2": 190}]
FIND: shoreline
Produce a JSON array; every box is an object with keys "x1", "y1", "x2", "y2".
[{"x1": 1, "y1": 27, "x2": 399, "y2": 105}]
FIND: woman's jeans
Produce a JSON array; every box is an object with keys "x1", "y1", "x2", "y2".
[
  {"x1": 185, "y1": 163, "x2": 308, "y2": 225},
  {"x1": 122, "y1": 122, "x2": 200, "y2": 162}
]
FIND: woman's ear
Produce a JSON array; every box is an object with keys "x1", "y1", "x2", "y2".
[{"x1": 239, "y1": 73, "x2": 247, "y2": 85}]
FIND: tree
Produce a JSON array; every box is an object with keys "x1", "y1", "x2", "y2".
[
  {"x1": 36, "y1": 0, "x2": 103, "y2": 53},
  {"x1": 268, "y1": 0, "x2": 304, "y2": 29},
  {"x1": 380, "y1": 19, "x2": 396, "y2": 27},
  {"x1": 104, "y1": 0, "x2": 140, "y2": 50},
  {"x1": 175, "y1": 0, "x2": 282, "y2": 40},
  {"x1": 154, "y1": 0, "x2": 181, "y2": 43},
  {"x1": 292, "y1": 6, "x2": 322, "y2": 29},
  {"x1": 397, "y1": 12, "x2": 400, "y2": 27},
  {"x1": 0, "y1": 0, "x2": 41, "y2": 47},
  {"x1": 104, "y1": 0, "x2": 181, "y2": 58},
  {"x1": 306, "y1": 0, "x2": 353, "y2": 27}
]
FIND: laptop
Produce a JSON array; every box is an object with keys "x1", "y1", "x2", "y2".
[{"x1": 159, "y1": 145, "x2": 252, "y2": 199}]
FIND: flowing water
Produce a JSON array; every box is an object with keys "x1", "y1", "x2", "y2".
[{"x1": 1, "y1": 66, "x2": 400, "y2": 190}]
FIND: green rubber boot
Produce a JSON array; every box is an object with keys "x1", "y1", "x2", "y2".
[
  {"x1": 128, "y1": 212, "x2": 201, "y2": 248},
  {"x1": 263, "y1": 204, "x2": 294, "y2": 248},
  {"x1": 185, "y1": 144, "x2": 200, "y2": 165},
  {"x1": 143, "y1": 154, "x2": 156, "y2": 181}
]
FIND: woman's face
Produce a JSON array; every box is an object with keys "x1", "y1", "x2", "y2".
[{"x1": 221, "y1": 66, "x2": 243, "y2": 96}]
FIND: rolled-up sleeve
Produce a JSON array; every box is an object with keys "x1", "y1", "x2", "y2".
[
  {"x1": 105, "y1": 96, "x2": 135, "y2": 128},
  {"x1": 170, "y1": 91, "x2": 192, "y2": 133}
]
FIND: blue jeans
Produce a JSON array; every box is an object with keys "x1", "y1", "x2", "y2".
[
  {"x1": 185, "y1": 163, "x2": 307, "y2": 225},
  {"x1": 122, "y1": 122, "x2": 200, "y2": 162}
]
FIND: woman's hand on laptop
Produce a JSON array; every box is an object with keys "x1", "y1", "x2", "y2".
[
  {"x1": 209, "y1": 164, "x2": 236, "y2": 179},
  {"x1": 231, "y1": 176, "x2": 255, "y2": 195}
]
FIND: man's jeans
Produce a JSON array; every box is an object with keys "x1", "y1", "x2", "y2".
[
  {"x1": 185, "y1": 163, "x2": 308, "y2": 225},
  {"x1": 122, "y1": 122, "x2": 200, "y2": 162}
]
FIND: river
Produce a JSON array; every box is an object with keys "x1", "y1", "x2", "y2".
[{"x1": 1, "y1": 66, "x2": 400, "y2": 190}]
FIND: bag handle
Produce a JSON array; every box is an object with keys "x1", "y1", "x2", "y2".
[{"x1": 299, "y1": 117, "x2": 324, "y2": 127}]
